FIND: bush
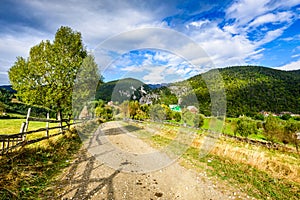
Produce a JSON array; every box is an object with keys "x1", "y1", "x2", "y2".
[
  {"x1": 253, "y1": 113, "x2": 264, "y2": 121},
  {"x1": 280, "y1": 113, "x2": 292, "y2": 120},
  {"x1": 234, "y1": 116, "x2": 258, "y2": 138},
  {"x1": 173, "y1": 111, "x2": 181, "y2": 122},
  {"x1": 193, "y1": 114, "x2": 205, "y2": 128},
  {"x1": 263, "y1": 115, "x2": 284, "y2": 142}
]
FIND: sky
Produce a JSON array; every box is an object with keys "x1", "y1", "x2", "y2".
[{"x1": 0, "y1": 0, "x2": 300, "y2": 85}]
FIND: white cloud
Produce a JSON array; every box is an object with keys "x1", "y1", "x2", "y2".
[
  {"x1": 256, "y1": 27, "x2": 286, "y2": 45},
  {"x1": 187, "y1": 20, "x2": 210, "y2": 29},
  {"x1": 226, "y1": 0, "x2": 270, "y2": 25},
  {"x1": 142, "y1": 66, "x2": 167, "y2": 83},
  {"x1": 120, "y1": 65, "x2": 145, "y2": 72},
  {"x1": 277, "y1": 59, "x2": 300, "y2": 71},
  {"x1": 1, "y1": 0, "x2": 300, "y2": 85},
  {"x1": 249, "y1": 11, "x2": 294, "y2": 27},
  {"x1": 225, "y1": 0, "x2": 298, "y2": 44},
  {"x1": 292, "y1": 54, "x2": 300, "y2": 58},
  {"x1": 0, "y1": 33, "x2": 49, "y2": 80},
  {"x1": 189, "y1": 22, "x2": 256, "y2": 67}
]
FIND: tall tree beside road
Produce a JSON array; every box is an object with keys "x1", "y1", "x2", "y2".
[{"x1": 9, "y1": 26, "x2": 87, "y2": 117}]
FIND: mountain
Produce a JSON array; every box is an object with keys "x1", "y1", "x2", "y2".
[
  {"x1": 181, "y1": 66, "x2": 300, "y2": 117},
  {"x1": 96, "y1": 66, "x2": 300, "y2": 117},
  {"x1": 0, "y1": 85, "x2": 15, "y2": 93},
  {"x1": 95, "y1": 78, "x2": 152, "y2": 103},
  {"x1": 148, "y1": 83, "x2": 169, "y2": 89}
]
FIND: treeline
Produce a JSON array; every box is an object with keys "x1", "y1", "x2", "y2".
[
  {"x1": 234, "y1": 115, "x2": 300, "y2": 151},
  {"x1": 117, "y1": 101, "x2": 204, "y2": 128},
  {"x1": 184, "y1": 66, "x2": 300, "y2": 117},
  {"x1": 0, "y1": 88, "x2": 55, "y2": 118}
]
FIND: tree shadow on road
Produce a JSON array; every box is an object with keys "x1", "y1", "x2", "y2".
[
  {"x1": 46, "y1": 149, "x2": 121, "y2": 200},
  {"x1": 102, "y1": 124, "x2": 142, "y2": 136}
]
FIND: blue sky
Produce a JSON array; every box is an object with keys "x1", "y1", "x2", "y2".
[{"x1": 0, "y1": 0, "x2": 300, "y2": 85}]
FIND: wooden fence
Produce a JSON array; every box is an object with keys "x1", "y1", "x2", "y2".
[{"x1": 0, "y1": 108, "x2": 79, "y2": 155}]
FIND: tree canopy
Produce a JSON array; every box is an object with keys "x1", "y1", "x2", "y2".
[{"x1": 9, "y1": 26, "x2": 88, "y2": 116}]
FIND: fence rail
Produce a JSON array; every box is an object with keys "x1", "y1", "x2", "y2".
[{"x1": 0, "y1": 108, "x2": 80, "y2": 155}]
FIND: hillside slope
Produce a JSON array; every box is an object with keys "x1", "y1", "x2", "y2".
[
  {"x1": 95, "y1": 78, "x2": 151, "y2": 103},
  {"x1": 186, "y1": 66, "x2": 300, "y2": 117}
]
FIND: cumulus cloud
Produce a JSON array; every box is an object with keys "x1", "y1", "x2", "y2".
[
  {"x1": 248, "y1": 11, "x2": 294, "y2": 27},
  {"x1": 112, "y1": 50, "x2": 199, "y2": 83},
  {"x1": 226, "y1": 0, "x2": 271, "y2": 25},
  {"x1": 1, "y1": 0, "x2": 300, "y2": 85},
  {"x1": 277, "y1": 60, "x2": 300, "y2": 71}
]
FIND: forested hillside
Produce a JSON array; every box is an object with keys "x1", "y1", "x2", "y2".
[
  {"x1": 95, "y1": 66, "x2": 299, "y2": 117},
  {"x1": 95, "y1": 78, "x2": 151, "y2": 103},
  {"x1": 186, "y1": 66, "x2": 300, "y2": 117}
]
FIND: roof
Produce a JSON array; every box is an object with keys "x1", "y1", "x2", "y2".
[{"x1": 169, "y1": 105, "x2": 181, "y2": 112}]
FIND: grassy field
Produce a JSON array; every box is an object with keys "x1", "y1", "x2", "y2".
[
  {"x1": 0, "y1": 118, "x2": 70, "y2": 141},
  {"x1": 0, "y1": 130, "x2": 82, "y2": 199},
  {"x1": 1, "y1": 118, "x2": 299, "y2": 199},
  {"x1": 127, "y1": 121, "x2": 300, "y2": 200}
]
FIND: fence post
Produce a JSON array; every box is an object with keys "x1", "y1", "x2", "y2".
[
  {"x1": 20, "y1": 122, "x2": 26, "y2": 141},
  {"x1": 57, "y1": 111, "x2": 63, "y2": 133},
  {"x1": 46, "y1": 113, "x2": 49, "y2": 137},
  {"x1": 24, "y1": 108, "x2": 31, "y2": 132}
]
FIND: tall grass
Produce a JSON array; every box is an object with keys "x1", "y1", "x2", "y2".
[
  {"x1": 0, "y1": 129, "x2": 82, "y2": 199},
  {"x1": 128, "y1": 121, "x2": 300, "y2": 200}
]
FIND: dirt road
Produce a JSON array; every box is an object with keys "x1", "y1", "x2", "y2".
[{"x1": 51, "y1": 121, "x2": 252, "y2": 200}]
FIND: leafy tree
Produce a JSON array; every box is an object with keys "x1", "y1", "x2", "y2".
[
  {"x1": 0, "y1": 102, "x2": 5, "y2": 114},
  {"x1": 193, "y1": 114, "x2": 205, "y2": 128},
  {"x1": 129, "y1": 101, "x2": 140, "y2": 119},
  {"x1": 120, "y1": 100, "x2": 130, "y2": 119},
  {"x1": 158, "y1": 87, "x2": 178, "y2": 105},
  {"x1": 263, "y1": 115, "x2": 284, "y2": 142},
  {"x1": 149, "y1": 104, "x2": 165, "y2": 122},
  {"x1": 182, "y1": 109, "x2": 193, "y2": 126},
  {"x1": 9, "y1": 26, "x2": 87, "y2": 118},
  {"x1": 283, "y1": 119, "x2": 300, "y2": 152},
  {"x1": 253, "y1": 113, "x2": 264, "y2": 121},
  {"x1": 280, "y1": 113, "x2": 292, "y2": 120},
  {"x1": 94, "y1": 100, "x2": 113, "y2": 122},
  {"x1": 72, "y1": 55, "x2": 102, "y2": 117},
  {"x1": 161, "y1": 104, "x2": 173, "y2": 120},
  {"x1": 0, "y1": 89, "x2": 14, "y2": 104},
  {"x1": 134, "y1": 109, "x2": 148, "y2": 120},
  {"x1": 173, "y1": 111, "x2": 181, "y2": 122},
  {"x1": 140, "y1": 104, "x2": 149, "y2": 116},
  {"x1": 234, "y1": 116, "x2": 258, "y2": 138}
]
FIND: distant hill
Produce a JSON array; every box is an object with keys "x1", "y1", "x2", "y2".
[
  {"x1": 182, "y1": 66, "x2": 300, "y2": 117},
  {"x1": 148, "y1": 83, "x2": 169, "y2": 89},
  {"x1": 96, "y1": 78, "x2": 151, "y2": 103},
  {"x1": 96, "y1": 66, "x2": 300, "y2": 117},
  {"x1": 0, "y1": 85, "x2": 15, "y2": 93}
]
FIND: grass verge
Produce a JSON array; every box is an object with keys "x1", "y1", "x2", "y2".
[
  {"x1": 183, "y1": 146, "x2": 300, "y2": 200},
  {"x1": 0, "y1": 129, "x2": 82, "y2": 199},
  {"x1": 129, "y1": 121, "x2": 300, "y2": 200}
]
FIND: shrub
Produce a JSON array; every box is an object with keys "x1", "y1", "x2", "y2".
[{"x1": 234, "y1": 116, "x2": 258, "y2": 138}]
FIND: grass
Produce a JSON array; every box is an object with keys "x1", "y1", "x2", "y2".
[
  {"x1": 183, "y1": 146, "x2": 300, "y2": 200},
  {"x1": 126, "y1": 121, "x2": 300, "y2": 200},
  {"x1": 0, "y1": 118, "x2": 71, "y2": 143},
  {"x1": 0, "y1": 129, "x2": 82, "y2": 199}
]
